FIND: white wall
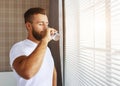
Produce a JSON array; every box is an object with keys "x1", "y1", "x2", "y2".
[{"x1": 0, "y1": 72, "x2": 16, "y2": 86}]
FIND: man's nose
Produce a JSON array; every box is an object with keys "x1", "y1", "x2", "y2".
[{"x1": 43, "y1": 23, "x2": 48, "y2": 29}]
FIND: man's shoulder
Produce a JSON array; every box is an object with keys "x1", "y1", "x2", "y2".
[{"x1": 11, "y1": 40, "x2": 26, "y2": 50}]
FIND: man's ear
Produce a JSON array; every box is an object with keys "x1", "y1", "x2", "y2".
[{"x1": 25, "y1": 22, "x2": 32, "y2": 31}]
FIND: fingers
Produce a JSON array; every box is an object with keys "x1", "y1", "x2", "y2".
[
  {"x1": 43, "y1": 27, "x2": 58, "y2": 42},
  {"x1": 47, "y1": 27, "x2": 57, "y2": 36}
]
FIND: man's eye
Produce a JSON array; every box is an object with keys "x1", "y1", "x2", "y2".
[{"x1": 39, "y1": 23, "x2": 43, "y2": 25}]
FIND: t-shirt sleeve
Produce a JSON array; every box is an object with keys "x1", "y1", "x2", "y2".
[{"x1": 9, "y1": 43, "x2": 25, "y2": 68}]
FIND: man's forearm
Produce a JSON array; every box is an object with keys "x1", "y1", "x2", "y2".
[{"x1": 13, "y1": 40, "x2": 48, "y2": 79}]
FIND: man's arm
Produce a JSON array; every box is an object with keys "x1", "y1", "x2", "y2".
[
  {"x1": 53, "y1": 67, "x2": 57, "y2": 86},
  {"x1": 12, "y1": 29, "x2": 51, "y2": 80},
  {"x1": 13, "y1": 39, "x2": 48, "y2": 79}
]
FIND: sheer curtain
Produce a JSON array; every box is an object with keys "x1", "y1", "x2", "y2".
[{"x1": 64, "y1": 0, "x2": 120, "y2": 86}]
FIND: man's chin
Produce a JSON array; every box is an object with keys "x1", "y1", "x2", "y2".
[{"x1": 33, "y1": 36, "x2": 42, "y2": 41}]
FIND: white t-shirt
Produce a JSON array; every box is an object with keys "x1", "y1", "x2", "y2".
[{"x1": 9, "y1": 39, "x2": 54, "y2": 86}]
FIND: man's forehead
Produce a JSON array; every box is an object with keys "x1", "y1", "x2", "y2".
[{"x1": 32, "y1": 14, "x2": 48, "y2": 22}]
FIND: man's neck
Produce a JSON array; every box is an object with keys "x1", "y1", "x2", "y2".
[{"x1": 27, "y1": 36, "x2": 41, "y2": 44}]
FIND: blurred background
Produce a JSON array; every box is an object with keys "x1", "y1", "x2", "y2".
[{"x1": 0, "y1": 0, "x2": 63, "y2": 86}]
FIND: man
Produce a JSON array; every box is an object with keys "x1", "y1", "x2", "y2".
[{"x1": 9, "y1": 7, "x2": 57, "y2": 86}]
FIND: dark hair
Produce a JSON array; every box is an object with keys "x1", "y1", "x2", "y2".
[{"x1": 24, "y1": 7, "x2": 46, "y2": 23}]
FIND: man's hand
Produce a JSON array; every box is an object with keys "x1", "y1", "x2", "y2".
[{"x1": 42, "y1": 27, "x2": 57, "y2": 42}]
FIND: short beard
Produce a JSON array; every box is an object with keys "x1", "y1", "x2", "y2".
[{"x1": 32, "y1": 27, "x2": 43, "y2": 41}]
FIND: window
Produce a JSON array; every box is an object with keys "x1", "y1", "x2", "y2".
[{"x1": 64, "y1": 0, "x2": 120, "y2": 86}]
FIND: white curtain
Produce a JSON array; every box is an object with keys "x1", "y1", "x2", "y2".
[{"x1": 64, "y1": 0, "x2": 120, "y2": 86}]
